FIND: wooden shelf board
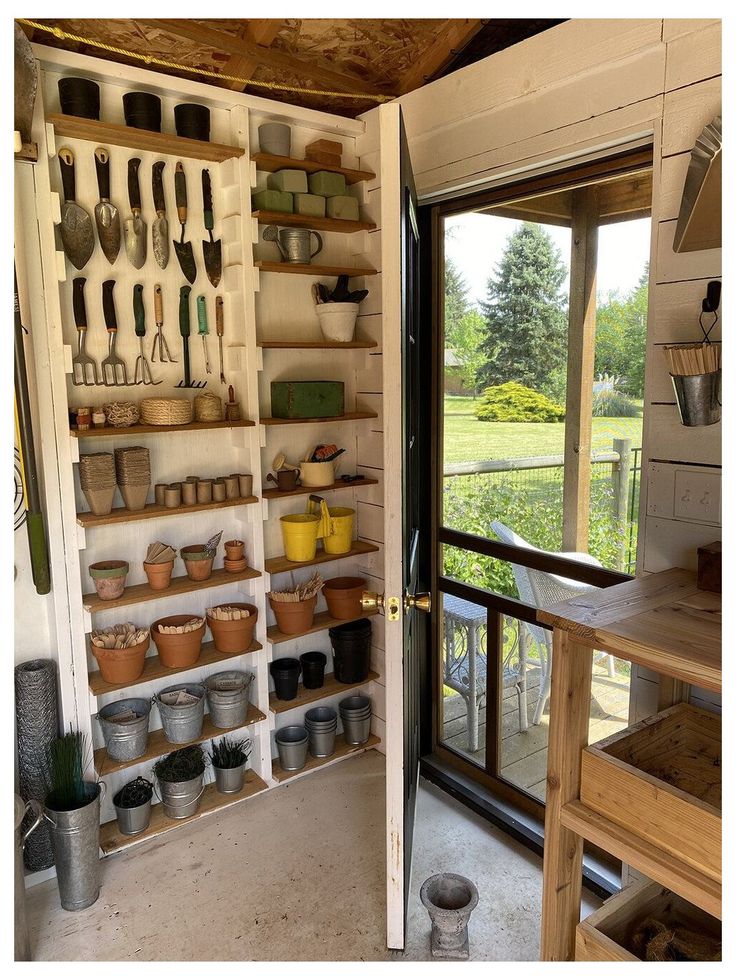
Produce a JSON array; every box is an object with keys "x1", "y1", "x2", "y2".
[
  {"x1": 70, "y1": 419, "x2": 254, "y2": 439},
  {"x1": 265, "y1": 540, "x2": 379, "y2": 576},
  {"x1": 271, "y1": 733, "x2": 381, "y2": 782},
  {"x1": 262, "y1": 477, "x2": 377, "y2": 500},
  {"x1": 82, "y1": 566, "x2": 261, "y2": 613},
  {"x1": 252, "y1": 210, "x2": 375, "y2": 234},
  {"x1": 88, "y1": 639, "x2": 262, "y2": 697},
  {"x1": 260, "y1": 411, "x2": 378, "y2": 426},
  {"x1": 99, "y1": 770, "x2": 268, "y2": 855},
  {"x1": 561, "y1": 801, "x2": 721, "y2": 919},
  {"x1": 258, "y1": 339, "x2": 377, "y2": 350},
  {"x1": 251, "y1": 152, "x2": 375, "y2": 184},
  {"x1": 77, "y1": 495, "x2": 258, "y2": 528},
  {"x1": 267, "y1": 608, "x2": 377, "y2": 645},
  {"x1": 254, "y1": 260, "x2": 377, "y2": 278},
  {"x1": 270, "y1": 670, "x2": 379, "y2": 714},
  {"x1": 94, "y1": 704, "x2": 266, "y2": 776},
  {"x1": 47, "y1": 114, "x2": 245, "y2": 162}
]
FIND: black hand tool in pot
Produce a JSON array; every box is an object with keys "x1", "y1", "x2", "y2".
[
  {"x1": 93, "y1": 147, "x2": 121, "y2": 264},
  {"x1": 151, "y1": 283, "x2": 177, "y2": 363},
  {"x1": 151, "y1": 160, "x2": 169, "y2": 270},
  {"x1": 201, "y1": 168, "x2": 221, "y2": 287},
  {"x1": 71, "y1": 277, "x2": 101, "y2": 386},
  {"x1": 133, "y1": 284, "x2": 162, "y2": 386},
  {"x1": 173, "y1": 161, "x2": 196, "y2": 283},
  {"x1": 176, "y1": 285, "x2": 206, "y2": 389},
  {"x1": 58, "y1": 146, "x2": 94, "y2": 270},
  {"x1": 124, "y1": 157, "x2": 147, "y2": 269},
  {"x1": 101, "y1": 279, "x2": 132, "y2": 386}
]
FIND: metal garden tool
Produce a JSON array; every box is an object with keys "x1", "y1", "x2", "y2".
[
  {"x1": 151, "y1": 283, "x2": 176, "y2": 363},
  {"x1": 58, "y1": 147, "x2": 95, "y2": 270},
  {"x1": 70, "y1": 277, "x2": 101, "y2": 386},
  {"x1": 101, "y1": 279, "x2": 132, "y2": 387},
  {"x1": 133, "y1": 284, "x2": 162, "y2": 386},
  {"x1": 215, "y1": 295, "x2": 226, "y2": 384},
  {"x1": 176, "y1": 285, "x2": 206, "y2": 389},
  {"x1": 151, "y1": 160, "x2": 169, "y2": 270},
  {"x1": 14, "y1": 22, "x2": 38, "y2": 148},
  {"x1": 173, "y1": 161, "x2": 196, "y2": 283},
  {"x1": 93, "y1": 147, "x2": 121, "y2": 264},
  {"x1": 201, "y1": 169, "x2": 222, "y2": 287},
  {"x1": 123, "y1": 157, "x2": 146, "y2": 269},
  {"x1": 196, "y1": 294, "x2": 212, "y2": 374}
]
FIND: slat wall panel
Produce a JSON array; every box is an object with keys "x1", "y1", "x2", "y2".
[
  {"x1": 651, "y1": 279, "x2": 722, "y2": 344},
  {"x1": 661, "y1": 76, "x2": 721, "y2": 156},
  {"x1": 664, "y1": 23, "x2": 722, "y2": 92},
  {"x1": 662, "y1": 19, "x2": 720, "y2": 41}
]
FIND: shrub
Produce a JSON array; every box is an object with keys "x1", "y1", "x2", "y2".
[
  {"x1": 475, "y1": 382, "x2": 565, "y2": 423},
  {"x1": 592, "y1": 388, "x2": 639, "y2": 418}
]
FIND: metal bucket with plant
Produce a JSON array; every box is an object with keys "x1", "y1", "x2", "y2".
[
  {"x1": 152, "y1": 745, "x2": 205, "y2": 819},
  {"x1": 208, "y1": 735, "x2": 252, "y2": 794},
  {"x1": 113, "y1": 776, "x2": 153, "y2": 836}
]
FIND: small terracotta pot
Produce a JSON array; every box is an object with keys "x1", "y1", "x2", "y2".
[
  {"x1": 89, "y1": 560, "x2": 129, "y2": 600},
  {"x1": 206, "y1": 603, "x2": 258, "y2": 654},
  {"x1": 224, "y1": 540, "x2": 245, "y2": 561},
  {"x1": 323, "y1": 576, "x2": 367, "y2": 620},
  {"x1": 268, "y1": 594, "x2": 318, "y2": 635},
  {"x1": 150, "y1": 614, "x2": 205, "y2": 669},
  {"x1": 182, "y1": 556, "x2": 214, "y2": 582},
  {"x1": 91, "y1": 635, "x2": 149, "y2": 684},
  {"x1": 143, "y1": 560, "x2": 174, "y2": 591}
]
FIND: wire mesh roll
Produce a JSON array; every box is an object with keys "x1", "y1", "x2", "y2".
[{"x1": 15, "y1": 658, "x2": 58, "y2": 871}]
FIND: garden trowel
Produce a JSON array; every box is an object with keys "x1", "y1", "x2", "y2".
[
  {"x1": 201, "y1": 169, "x2": 221, "y2": 287},
  {"x1": 124, "y1": 157, "x2": 147, "y2": 269},
  {"x1": 173, "y1": 161, "x2": 196, "y2": 283},
  {"x1": 93, "y1": 147, "x2": 121, "y2": 264},
  {"x1": 58, "y1": 147, "x2": 95, "y2": 270},
  {"x1": 151, "y1": 160, "x2": 169, "y2": 270}
]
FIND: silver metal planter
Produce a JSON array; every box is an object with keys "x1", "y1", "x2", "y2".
[
  {"x1": 157, "y1": 773, "x2": 204, "y2": 819},
  {"x1": 98, "y1": 698, "x2": 151, "y2": 761},
  {"x1": 420, "y1": 873, "x2": 479, "y2": 960},
  {"x1": 341, "y1": 714, "x2": 372, "y2": 745},
  {"x1": 275, "y1": 725, "x2": 309, "y2": 771},
  {"x1": 45, "y1": 783, "x2": 101, "y2": 912},
  {"x1": 15, "y1": 795, "x2": 43, "y2": 960},
  {"x1": 154, "y1": 684, "x2": 205, "y2": 743},
  {"x1": 113, "y1": 799, "x2": 151, "y2": 836},
  {"x1": 205, "y1": 670, "x2": 253, "y2": 729},
  {"x1": 213, "y1": 762, "x2": 246, "y2": 794},
  {"x1": 671, "y1": 370, "x2": 721, "y2": 426}
]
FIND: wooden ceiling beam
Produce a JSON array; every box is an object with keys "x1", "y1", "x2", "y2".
[
  {"x1": 396, "y1": 18, "x2": 484, "y2": 94},
  {"x1": 139, "y1": 19, "x2": 381, "y2": 96},
  {"x1": 221, "y1": 20, "x2": 282, "y2": 93}
]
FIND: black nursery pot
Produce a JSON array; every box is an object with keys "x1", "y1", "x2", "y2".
[
  {"x1": 329, "y1": 619, "x2": 372, "y2": 684},
  {"x1": 123, "y1": 91, "x2": 162, "y2": 132},
  {"x1": 300, "y1": 651, "x2": 327, "y2": 690},
  {"x1": 58, "y1": 77, "x2": 100, "y2": 119},
  {"x1": 269, "y1": 657, "x2": 301, "y2": 701},
  {"x1": 175, "y1": 103, "x2": 211, "y2": 141}
]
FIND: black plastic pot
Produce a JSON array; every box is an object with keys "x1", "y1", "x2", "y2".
[
  {"x1": 329, "y1": 619, "x2": 372, "y2": 684},
  {"x1": 269, "y1": 657, "x2": 301, "y2": 700},
  {"x1": 58, "y1": 77, "x2": 100, "y2": 119},
  {"x1": 123, "y1": 92, "x2": 162, "y2": 132},
  {"x1": 300, "y1": 651, "x2": 327, "y2": 689},
  {"x1": 175, "y1": 103, "x2": 210, "y2": 141}
]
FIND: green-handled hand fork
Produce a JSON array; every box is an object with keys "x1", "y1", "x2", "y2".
[{"x1": 196, "y1": 294, "x2": 213, "y2": 375}]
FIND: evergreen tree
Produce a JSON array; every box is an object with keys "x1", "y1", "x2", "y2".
[
  {"x1": 444, "y1": 256, "x2": 470, "y2": 348},
  {"x1": 477, "y1": 223, "x2": 568, "y2": 392},
  {"x1": 594, "y1": 262, "x2": 649, "y2": 397}
]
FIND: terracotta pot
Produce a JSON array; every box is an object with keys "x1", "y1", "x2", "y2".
[
  {"x1": 150, "y1": 615, "x2": 205, "y2": 669},
  {"x1": 89, "y1": 560, "x2": 129, "y2": 600},
  {"x1": 91, "y1": 635, "x2": 149, "y2": 684},
  {"x1": 206, "y1": 603, "x2": 258, "y2": 654},
  {"x1": 181, "y1": 544, "x2": 214, "y2": 582},
  {"x1": 224, "y1": 540, "x2": 245, "y2": 561},
  {"x1": 322, "y1": 576, "x2": 367, "y2": 621},
  {"x1": 268, "y1": 594, "x2": 317, "y2": 635},
  {"x1": 143, "y1": 560, "x2": 174, "y2": 591}
]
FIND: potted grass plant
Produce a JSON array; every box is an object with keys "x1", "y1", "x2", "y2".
[
  {"x1": 152, "y1": 745, "x2": 205, "y2": 820},
  {"x1": 44, "y1": 730, "x2": 101, "y2": 911},
  {"x1": 112, "y1": 776, "x2": 153, "y2": 836},
  {"x1": 208, "y1": 736, "x2": 252, "y2": 795}
]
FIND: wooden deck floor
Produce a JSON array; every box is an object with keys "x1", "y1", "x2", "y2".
[{"x1": 441, "y1": 662, "x2": 630, "y2": 801}]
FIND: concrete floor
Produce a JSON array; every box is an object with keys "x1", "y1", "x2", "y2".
[{"x1": 25, "y1": 750, "x2": 599, "y2": 961}]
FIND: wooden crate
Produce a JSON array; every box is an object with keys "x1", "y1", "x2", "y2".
[
  {"x1": 576, "y1": 880, "x2": 721, "y2": 961},
  {"x1": 580, "y1": 703, "x2": 721, "y2": 881}
]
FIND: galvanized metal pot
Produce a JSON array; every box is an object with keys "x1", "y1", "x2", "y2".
[
  {"x1": 204, "y1": 671, "x2": 253, "y2": 729},
  {"x1": 154, "y1": 684, "x2": 205, "y2": 743},
  {"x1": 15, "y1": 795, "x2": 43, "y2": 960},
  {"x1": 98, "y1": 697, "x2": 151, "y2": 762},
  {"x1": 45, "y1": 783, "x2": 101, "y2": 912},
  {"x1": 275, "y1": 725, "x2": 309, "y2": 771},
  {"x1": 213, "y1": 762, "x2": 246, "y2": 795},
  {"x1": 157, "y1": 773, "x2": 204, "y2": 819},
  {"x1": 671, "y1": 370, "x2": 721, "y2": 426}
]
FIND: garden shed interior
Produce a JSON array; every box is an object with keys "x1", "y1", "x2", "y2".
[{"x1": 13, "y1": 15, "x2": 722, "y2": 965}]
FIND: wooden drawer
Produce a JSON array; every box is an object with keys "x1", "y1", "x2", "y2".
[
  {"x1": 576, "y1": 880, "x2": 721, "y2": 961},
  {"x1": 580, "y1": 703, "x2": 721, "y2": 881}
]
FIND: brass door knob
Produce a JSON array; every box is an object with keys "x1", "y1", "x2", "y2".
[
  {"x1": 404, "y1": 592, "x2": 431, "y2": 614},
  {"x1": 361, "y1": 591, "x2": 401, "y2": 621}
]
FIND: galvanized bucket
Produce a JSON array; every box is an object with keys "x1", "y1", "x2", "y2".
[
  {"x1": 44, "y1": 783, "x2": 101, "y2": 911},
  {"x1": 154, "y1": 684, "x2": 205, "y2": 744},
  {"x1": 275, "y1": 725, "x2": 309, "y2": 771},
  {"x1": 98, "y1": 698, "x2": 151, "y2": 762},
  {"x1": 341, "y1": 714, "x2": 372, "y2": 745},
  {"x1": 112, "y1": 789, "x2": 152, "y2": 836},
  {"x1": 156, "y1": 773, "x2": 204, "y2": 819},
  {"x1": 204, "y1": 671, "x2": 253, "y2": 729},
  {"x1": 671, "y1": 370, "x2": 721, "y2": 426},
  {"x1": 15, "y1": 795, "x2": 43, "y2": 960},
  {"x1": 213, "y1": 762, "x2": 246, "y2": 795}
]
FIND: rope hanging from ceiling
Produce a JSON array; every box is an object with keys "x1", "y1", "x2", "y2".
[{"x1": 18, "y1": 19, "x2": 395, "y2": 103}]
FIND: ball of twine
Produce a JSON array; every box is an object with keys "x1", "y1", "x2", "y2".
[
  {"x1": 104, "y1": 401, "x2": 140, "y2": 428},
  {"x1": 194, "y1": 392, "x2": 224, "y2": 422}
]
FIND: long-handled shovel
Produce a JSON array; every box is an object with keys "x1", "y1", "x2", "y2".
[{"x1": 14, "y1": 266, "x2": 50, "y2": 595}]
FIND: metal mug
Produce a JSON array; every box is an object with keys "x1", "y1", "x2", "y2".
[{"x1": 268, "y1": 226, "x2": 323, "y2": 264}]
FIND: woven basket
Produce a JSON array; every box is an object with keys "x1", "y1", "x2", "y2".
[
  {"x1": 104, "y1": 401, "x2": 140, "y2": 428},
  {"x1": 139, "y1": 398, "x2": 193, "y2": 426},
  {"x1": 194, "y1": 392, "x2": 224, "y2": 422}
]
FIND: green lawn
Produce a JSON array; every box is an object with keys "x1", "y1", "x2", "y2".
[{"x1": 443, "y1": 396, "x2": 643, "y2": 464}]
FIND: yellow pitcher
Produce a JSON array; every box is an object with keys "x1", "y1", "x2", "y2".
[{"x1": 307, "y1": 495, "x2": 355, "y2": 555}]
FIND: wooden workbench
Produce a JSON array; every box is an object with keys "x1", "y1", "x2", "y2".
[{"x1": 537, "y1": 567, "x2": 721, "y2": 960}]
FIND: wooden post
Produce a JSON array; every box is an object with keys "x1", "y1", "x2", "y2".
[
  {"x1": 612, "y1": 437, "x2": 632, "y2": 570},
  {"x1": 562, "y1": 186, "x2": 598, "y2": 551},
  {"x1": 540, "y1": 629, "x2": 594, "y2": 960}
]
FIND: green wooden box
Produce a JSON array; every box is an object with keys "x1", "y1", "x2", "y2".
[{"x1": 270, "y1": 381, "x2": 345, "y2": 419}]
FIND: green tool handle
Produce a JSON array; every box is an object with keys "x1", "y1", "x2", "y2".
[
  {"x1": 179, "y1": 285, "x2": 191, "y2": 338},
  {"x1": 202, "y1": 169, "x2": 214, "y2": 231},
  {"x1": 196, "y1": 294, "x2": 209, "y2": 336},
  {"x1": 133, "y1": 284, "x2": 146, "y2": 338}
]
